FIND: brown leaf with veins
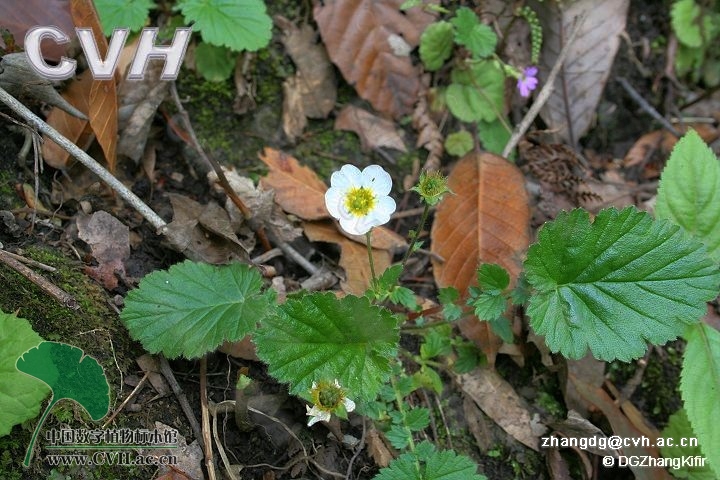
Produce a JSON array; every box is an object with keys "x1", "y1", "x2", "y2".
[
  {"x1": 314, "y1": 0, "x2": 435, "y2": 118},
  {"x1": 335, "y1": 105, "x2": 407, "y2": 152},
  {"x1": 76, "y1": 211, "x2": 129, "y2": 290},
  {"x1": 303, "y1": 220, "x2": 391, "y2": 295},
  {"x1": 259, "y1": 148, "x2": 329, "y2": 220},
  {"x1": 0, "y1": 0, "x2": 73, "y2": 61},
  {"x1": 431, "y1": 152, "x2": 530, "y2": 363}
]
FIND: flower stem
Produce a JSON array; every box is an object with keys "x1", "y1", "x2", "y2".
[
  {"x1": 401, "y1": 203, "x2": 431, "y2": 270},
  {"x1": 390, "y1": 375, "x2": 421, "y2": 474},
  {"x1": 366, "y1": 230, "x2": 376, "y2": 283}
]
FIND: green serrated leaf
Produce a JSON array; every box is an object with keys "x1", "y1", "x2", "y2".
[
  {"x1": 454, "y1": 343, "x2": 480, "y2": 373},
  {"x1": 451, "y1": 7, "x2": 497, "y2": 58},
  {"x1": 413, "y1": 366, "x2": 443, "y2": 394},
  {"x1": 386, "y1": 423, "x2": 411, "y2": 449},
  {"x1": 444, "y1": 131, "x2": 474, "y2": 157},
  {"x1": 374, "y1": 450, "x2": 419, "y2": 480},
  {"x1": 178, "y1": 0, "x2": 272, "y2": 51},
  {"x1": 421, "y1": 328, "x2": 453, "y2": 359},
  {"x1": 477, "y1": 263, "x2": 510, "y2": 292},
  {"x1": 478, "y1": 119, "x2": 511, "y2": 156},
  {"x1": 447, "y1": 62, "x2": 504, "y2": 123},
  {"x1": 510, "y1": 273, "x2": 531, "y2": 305},
  {"x1": 661, "y1": 408, "x2": 717, "y2": 479},
  {"x1": 194, "y1": 43, "x2": 237, "y2": 81},
  {"x1": 404, "y1": 408, "x2": 430, "y2": 431},
  {"x1": 439, "y1": 287, "x2": 463, "y2": 321},
  {"x1": 121, "y1": 261, "x2": 274, "y2": 359},
  {"x1": 95, "y1": 0, "x2": 154, "y2": 34},
  {"x1": 681, "y1": 323, "x2": 720, "y2": 476},
  {"x1": 469, "y1": 293, "x2": 506, "y2": 320},
  {"x1": 0, "y1": 312, "x2": 49, "y2": 437},
  {"x1": 671, "y1": 0, "x2": 718, "y2": 48},
  {"x1": 525, "y1": 207, "x2": 720, "y2": 362},
  {"x1": 655, "y1": 129, "x2": 720, "y2": 261},
  {"x1": 390, "y1": 287, "x2": 418, "y2": 310},
  {"x1": 420, "y1": 21, "x2": 455, "y2": 71},
  {"x1": 489, "y1": 316, "x2": 513, "y2": 343},
  {"x1": 377, "y1": 265, "x2": 404, "y2": 291},
  {"x1": 254, "y1": 293, "x2": 399, "y2": 402},
  {"x1": 396, "y1": 375, "x2": 419, "y2": 396},
  {"x1": 374, "y1": 447, "x2": 486, "y2": 480}
]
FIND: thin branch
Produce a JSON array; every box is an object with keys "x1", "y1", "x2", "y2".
[
  {"x1": 616, "y1": 77, "x2": 680, "y2": 136},
  {"x1": 0, "y1": 86, "x2": 167, "y2": 232},
  {"x1": 502, "y1": 13, "x2": 587, "y2": 158},
  {"x1": 0, "y1": 248, "x2": 78, "y2": 309}
]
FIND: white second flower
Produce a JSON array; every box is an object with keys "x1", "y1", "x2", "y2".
[{"x1": 324, "y1": 164, "x2": 396, "y2": 235}]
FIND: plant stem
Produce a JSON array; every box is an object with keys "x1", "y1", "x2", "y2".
[
  {"x1": 401, "y1": 203, "x2": 431, "y2": 270},
  {"x1": 390, "y1": 375, "x2": 421, "y2": 475},
  {"x1": 366, "y1": 230, "x2": 376, "y2": 282},
  {"x1": 24, "y1": 397, "x2": 58, "y2": 466}
]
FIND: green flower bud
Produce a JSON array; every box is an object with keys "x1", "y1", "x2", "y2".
[{"x1": 412, "y1": 170, "x2": 452, "y2": 206}]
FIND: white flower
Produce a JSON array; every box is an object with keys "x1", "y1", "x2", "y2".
[
  {"x1": 325, "y1": 164, "x2": 396, "y2": 235},
  {"x1": 306, "y1": 379, "x2": 356, "y2": 427}
]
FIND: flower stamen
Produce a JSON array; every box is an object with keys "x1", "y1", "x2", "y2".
[{"x1": 344, "y1": 187, "x2": 376, "y2": 216}]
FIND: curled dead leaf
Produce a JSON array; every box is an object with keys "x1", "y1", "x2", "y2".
[{"x1": 335, "y1": 105, "x2": 407, "y2": 152}]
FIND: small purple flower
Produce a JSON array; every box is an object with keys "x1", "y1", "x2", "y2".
[{"x1": 517, "y1": 66, "x2": 539, "y2": 97}]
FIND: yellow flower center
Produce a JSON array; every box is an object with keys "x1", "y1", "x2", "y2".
[
  {"x1": 344, "y1": 187, "x2": 376, "y2": 216},
  {"x1": 311, "y1": 381, "x2": 345, "y2": 411}
]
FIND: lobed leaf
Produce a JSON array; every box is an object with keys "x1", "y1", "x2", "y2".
[
  {"x1": 446, "y1": 61, "x2": 504, "y2": 123},
  {"x1": 194, "y1": 43, "x2": 236, "y2": 82},
  {"x1": 94, "y1": 0, "x2": 153, "y2": 34},
  {"x1": 681, "y1": 323, "x2": 720, "y2": 476},
  {"x1": 655, "y1": 129, "x2": 720, "y2": 260},
  {"x1": 450, "y1": 7, "x2": 497, "y2": 58},
  {"x1": 121, "y1": 260, "x2": 274, "y2": 359},
  {"x1": 178, "y1": 0, "x2": 272, "y2": 52},
  {"x1": 254, "y1": 293, "x2": 399, "y2": 402},
  {"x1": 419, "y1": 21, "x2": 454, "y2": 71},
  {"x1": 525, "y1": 207, "x2": 720, "y2": 361},
  {"x1": 374, "y1": 443, "x2": 486, "y2": 480}
]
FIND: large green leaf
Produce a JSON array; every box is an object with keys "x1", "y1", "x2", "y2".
[
  {"x1": 121, "y1": 260, "x2": 275, "y2": 359},
  {"x1": 253, "y1": 293, "x2": 399, "y2": 403},
  {"x1": 178, "y1": 0, "x2": 272, "y2": 52},
  {"x1": 681, "y1": 323, "x2": 720, "y2": 476},
  {"x1": 17, "y1": 341, "x2": 109, "y2": 466},
  {"x1": 374, "y1": 442, "x2": 486, "y2": 480},
  {"x1": 655, "y1": 129, "x2": 720, "y2": 261},
  {"x1": 661, "y1": 408, "x2": 717, "y2": 479},
  {"x1": 0, "y1": 312, "x2": 49, "y2": 437},
  {"x1": 524, "y1": 207, "x2": 720, "y2": 361},
  {"x1": 95, "y1": 0, "x2": 154, "y2": 34},
  {"x1": 419, "y1": 21, "x2": 455, "y2": 72},
  {"x1": 446, "y1": 61, "x2": 504, "y2": 123}
]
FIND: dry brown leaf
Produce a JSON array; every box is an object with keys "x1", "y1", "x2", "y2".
[
  {"x1": 0, "y1": 0, "x2": 73, "y2": 61},
  {"x1": 623, "y1": 123, "x2": 720, "y2": 168},
  {"x1": 259, "y1": 148, "x2": 329, "y2": 220},
  {"x1": 142, "y1": 422, "x2": 203, "y2": 480},
  {"x1": 303, "y1": 220, "x2": 391, "y2": 294},
  {"x1": 366, "y1": 427, "x2": 394, "y2": 468},
  {"x1": 314, "y1": 0, "x2": 435, "y2": 118},
  {"x1": 340, "y1": 221, "x2": 407, "y2": 253},
  {"x1": 431, "y1": 152, "x2": 530, "y2": 363},
  {"x1": 412, "y1": 83, "x2": 444, "y2": 171},
  {"x1": 76, "y1": 211, "x2": 129, "y2": 290},
  {"x1": 335, "y1": 105, "x2": 407, "y2": 152},
  {"x1": 277, "y1": 20, "x2": 336, "y2": 118},
  {"x1": 562, "y1": 354, "x2": 605, "y2": 417},
  {"x1": 458, "y1": 368, "x2": 539, "y2": 451},
  {"x1": 71, "y1": 0, "x2": 118, "y2": 171},
  {"x1": 42, "y1": 70, "x2": 93, "y2": 169},
  {"x1": 569, "y1": 374, "x2": 672, "y2": 480},
  {"x1": 534, "y1": 0, "x2": 630, "y2": 145},
  {"x1": 135, "y1": 354, "x2": 170, "y2": 397},
  {"x1": 281, "y1": 76, "x2": 307, "y2": 142}
]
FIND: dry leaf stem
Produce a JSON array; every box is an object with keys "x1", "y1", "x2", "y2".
[
  {"x1": 502, "y1": 13, "x2": 587, "y2": 159},
  {"x1": 199, "y1": 356, "x2": 217, "y2": 480},
  {"x1": 0, "y1": 86, "x2": 167, "y2": 231}
]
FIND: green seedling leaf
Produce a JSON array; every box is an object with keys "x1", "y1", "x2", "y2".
[
  {"x1": 468, "y1": 290, "x2": 506, "y2": 321},
  {"x1": 477, "y1": 263, "x2": 510, "y2": 292},
  {"x1": 661, "y1": 408, "x2": 717, "y2": 479},
  {"x1": 478, "y1": 119, "x2": 511, "y2": 156},
  {"x1": 510, "y1": 273, "x2": 531, "y2": 305},
  {"x1": 451, "y1": 7, "x2": 497, "y2": 58},
  {"x1": 194, "y1": 42, "x2": 236, "y2": 81},
  {"x1": 671, "y1": 0, "x2": 718, "y2": 48},
  {"x1": 454, "y1": 343, "x2": 481, "y2": 373},
  {"x1": 254, "y1": 293, "x2": 399, "y2": 403},
  {"x1": 420, "y1": 21, "x2": 454, "y2": 71},
  {"x1": 0, "y1": 312, "x2": 49, "y2": 437},
  {"x1": 655, "y1": 129, "x2": 720, "y2": 261},
  {"x1": 178, "y1": 0, "x2": 272, "y2": 52},
  {"x1": 489, "y1": 316, "x2": 513, "y2": 343},
  {"x1": 438, "y1": 287, "x2": 462, "y2": 321},
  {"x1": 524, "y1": 207, "x2": 720, "y2": 362},
  {"x1": 421, "y1": 327, "x2": 452, "y2": 359},
  {"x1": 447, "y1": 61, "x2": 504, "y2": 123},
  {"x1": 386, "y1": 423, "x2": 411, "y2": 449},
  {"x1": 17, "y1": 341, "x2": 109, "y2": 466},
  {"x1": 374, "y1": 443, "x2": 486, "y2": 480},
  {"x1": 95, "y1": 0, "x2": 154, "y2": 34},
  {"x1": 404, "y1": 408, "x2": 430, "y2": 431},
  {"x1": 444, "y1": 131, "x2": 474, "y2": 157},
  {"x1": 121, "y1": 260, "x2": 274, "y2": 359},
  {"x1": 681, "y1": 323, "x2": 720, "y2": 476},
  {"x1": 413, "y1": 366, "x2": 443, "y2": 394}
]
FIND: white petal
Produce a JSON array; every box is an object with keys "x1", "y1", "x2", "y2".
[
  {"x1": 343, "y1": 397, "x2": 356, "y2": 413},
  {"x1": 339, "y1": 215, "x2": 367, "y2": 235},
  {"x1": 374, "y1": 196, "x2": 396, "y2": 221},
  {"x1": 306, "y1": 406, "x2": 331, "y2": 426},
  {"x1": 361, "y1": 165, "x2": 392, "y2": 196},
  {"x1": 332, "y1": 164, "x2": 361, "y2": 189},
  {"x1": 324, "y1": 187, "x2": 344, "y2": 219}
]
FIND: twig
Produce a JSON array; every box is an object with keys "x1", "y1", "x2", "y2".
[
  {"x1": 346, "y1": 418, "x2": 366, "y2": 479},
  {"x1": 209, "y1": 401, "x2": 240, "y2": 480},
  {"x1": 200, "y1": 357, "x2": 217, "y2": 480},
  {"x1": 158, "y1": 355, "x2": 204, "y2": 449},
  {"x1": 0, "y1": 249, "x2": 78, "y2": 309},
  {"x1": 616, "y1": 77, "x2": 680, "y2": 137},
  {"x1": 502, "y1": 13, "x2": 587, "y2": 158},
  {"x1": 0, "y1": 86, "x2": 167, "y2": 232},
  {"x1": 0, "y1": 248, "x2": 56, "y2": 272},
  {"x1": 102, "y1": 372, "x2": 150, "y2": 428}
]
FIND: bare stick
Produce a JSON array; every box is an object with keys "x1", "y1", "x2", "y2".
[
  {"x1": 0, "y1": 249, "x2": 78, "y2": 309},
  {"x1": 200, "y1": 356, "x2": 217, "y2": 480},
  {"x1": 502, "y1": 13, "x2": 587, "y2": 158},
  {"x1": 0, "y1": 86, "x2": 166, "y2": 232},
  {"x1": 616, "y1": 77, "x2": 680, "y2": 136},
  {"x1": 102, "y1": 372, "x2": 150, "y2": 428},
  {"x1": 158, "y1": 354, "x2": 204, "y2": 449}
]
